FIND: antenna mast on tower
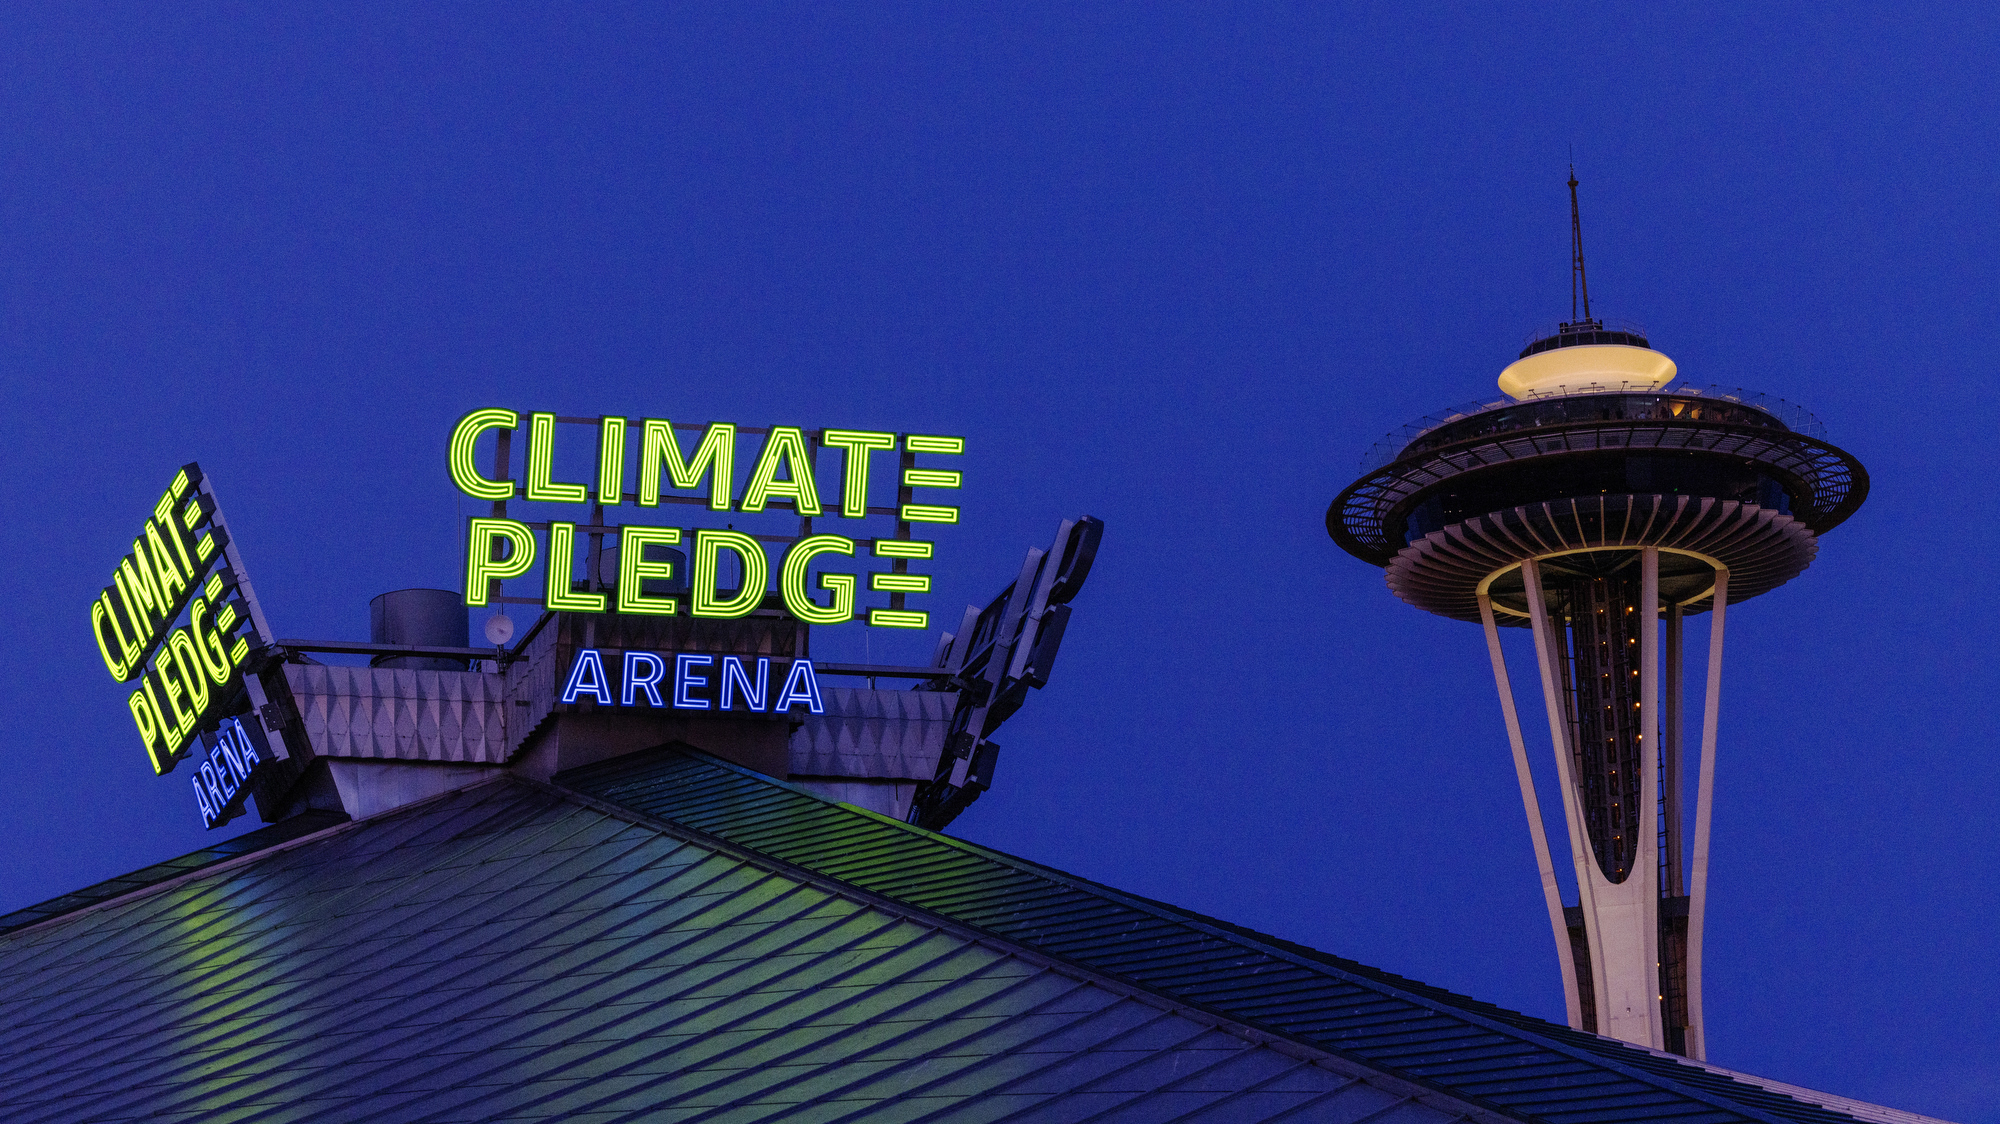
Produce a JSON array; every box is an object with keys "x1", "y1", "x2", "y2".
[{"x1": 1569, "y1": 167, "x2": 1592, "y2": 324}]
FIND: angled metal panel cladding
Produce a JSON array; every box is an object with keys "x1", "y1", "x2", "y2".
[
  {"x1": 789, "y1": 686, "x2": 952, "y2": 780},
  {"x1": 283, "y1": 663, "x2": 511, "y2": 763},
  {"x1": 557, "y1": 747, "x2": 1886, "y2": 1124},
  {"x1": 0, "y1": 779, "x2": 1465, "y2": 1124}
]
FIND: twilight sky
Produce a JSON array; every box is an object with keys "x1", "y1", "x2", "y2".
[{"x1": 3, "y1": 4, "x2": 1996, "y2": 1119}]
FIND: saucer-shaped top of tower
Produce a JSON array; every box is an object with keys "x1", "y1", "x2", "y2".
[
  {"x1": 1327, "y1": 322, "x2": 1869, "y2": 624},
  {"x1": 1497, "y1": 320, "x2": 1677, "y2": 398}
]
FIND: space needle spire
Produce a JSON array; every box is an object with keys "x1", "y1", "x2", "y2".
[{"x1": 1569, "y1": 167, "x2": 1592, "y2": 325}]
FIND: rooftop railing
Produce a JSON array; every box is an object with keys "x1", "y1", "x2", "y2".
[{"x1": 1518, "y1": 318, "x2": 1653, "y2": 358}]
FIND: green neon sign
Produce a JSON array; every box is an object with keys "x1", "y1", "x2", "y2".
[
  {"x1": 92, "y1": 464, "x2": 268, "y2": 776},
  {"x1": 448, "y1": 410, "x2": 964, "y2": 629}
]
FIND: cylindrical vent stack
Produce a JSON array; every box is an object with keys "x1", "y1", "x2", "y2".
[{"x1": 370, "y1": 589, "x2": 469, "y2": 671}]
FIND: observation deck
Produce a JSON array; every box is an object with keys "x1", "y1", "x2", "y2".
[
  {"x1": 1328, "y1": 383, "x2": 1868, "y2": 574},
  {"x1": 1326, "y1": 329, "x2": 1868, "y2": 627}
]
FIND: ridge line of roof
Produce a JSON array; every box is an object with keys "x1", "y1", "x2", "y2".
[
  {"x1": 0, "y1": 771, "x2": 537, "y2": 942},
  {"x1": 591, "y1": 746, "x2": 1852, "y2": 1124},
  {"x1": 0, "y1": 809, "x2": 352, "y2": 940},
  {"x1": 528, "y1": 766, "x2": 1519, "y2": 1124},
  {"x1": 1618, "y1": 1047, "x2": 1963, "y2": 1124}
]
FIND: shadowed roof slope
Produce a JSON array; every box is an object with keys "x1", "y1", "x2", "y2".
[
  {"x1": 556, "y1": 746, "x2": 1944, "y2": 1124},
  {"x1": 0, "y1": 773, "x2": 1486, "y2": 1123}
]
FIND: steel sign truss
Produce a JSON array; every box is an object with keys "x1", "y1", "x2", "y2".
[{"x1": 907, "y1": 516, "x2": 1102, "y2": 831}]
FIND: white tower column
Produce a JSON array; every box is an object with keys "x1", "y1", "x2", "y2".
[{"x1": 1495, "y1": 548, "x2": 1731, "y2": 1051}]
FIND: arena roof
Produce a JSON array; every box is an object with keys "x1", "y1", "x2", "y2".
[{"x1": 0, "y1": 746, "x2": 1950, "y2": 1124}]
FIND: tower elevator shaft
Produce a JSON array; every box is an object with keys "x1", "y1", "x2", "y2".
[{"x1": 1547, "y1": 565, "x2": 1692, "y2": 1055}]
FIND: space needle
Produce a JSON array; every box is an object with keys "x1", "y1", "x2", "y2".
[{"x1": 1327, "y1": 175, "x2": 1868, "y2": 1057}]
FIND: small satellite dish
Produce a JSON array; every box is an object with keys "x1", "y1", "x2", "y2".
[{"x1": 483, "y1": 614, "x2": 515, "y2": 645}]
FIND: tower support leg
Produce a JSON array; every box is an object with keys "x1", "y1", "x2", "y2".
[
  {"x1": 1521, "y1": 558, "x2": 1609, "y2": 1030},
  {"x1": 1479, "y1": 593, "x2": 1582, "y2": 1030},
  {"x1": 1661, "y1": 603, "x2": 1691, "y2": 1055},
  {"x1": 1685, "y1": 569, "x2": 1729, "y2": 1062}
]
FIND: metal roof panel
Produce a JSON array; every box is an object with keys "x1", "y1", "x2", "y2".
[
  {"x1": 555, "y1": 746, "x2": 1940, "y2": 1124},
  {"x1": 0, "y1": 774, "x2": 1481, "y2": 1124}
]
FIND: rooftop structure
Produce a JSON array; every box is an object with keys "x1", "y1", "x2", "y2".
[{"x1": 221, "y1": 510, "x2": 1102, "y2": 836}]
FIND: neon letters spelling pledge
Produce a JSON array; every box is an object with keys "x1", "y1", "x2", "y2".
[
  {"x1": 90, "y1": 464, "x2": 275, "y2": 802},
  {"x1": 450, "y1": 411, "x2": 963, "y2": 629}
]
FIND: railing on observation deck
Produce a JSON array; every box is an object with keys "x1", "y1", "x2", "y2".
[{"x1": 1358, "y1": 382, "x2": 1829, "y2": 475}]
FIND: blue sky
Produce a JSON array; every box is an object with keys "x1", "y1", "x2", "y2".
[{"x1": 3, "y1": 4, "x2": 1995, "y2": 1118}]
